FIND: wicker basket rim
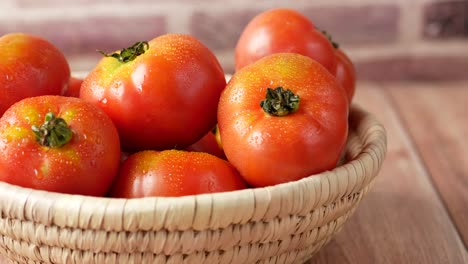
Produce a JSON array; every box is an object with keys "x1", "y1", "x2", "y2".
[{"x1": 0, "y1": 104, "x2": 387, "y2": 231}]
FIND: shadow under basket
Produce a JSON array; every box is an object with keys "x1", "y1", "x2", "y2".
[{"x1": 0, "y1": 105, "x2": 387, "y2": 264}]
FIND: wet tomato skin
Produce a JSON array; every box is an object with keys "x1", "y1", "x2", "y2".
[
  {"x1": 235, "y1": 8, "x2": 337, "y2": 74},
  {"x1": 0, "y1": 96, "x2": 121, "y2": 196},
  {"x1": 218, "y1": 53, "x2": 348, "y2": 187},
  {"x1": 110, "y1": 150, "x2": 247, "y2": 198},
  {"x1": 0, "y1": 33, "x2": 70, "y2": 116},
  {"x1": 80, "y1": 34, "x2": 226, "y2": 151}
]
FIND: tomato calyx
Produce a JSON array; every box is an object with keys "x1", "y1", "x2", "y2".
[
  {"x1": 320, "y1": 30, "x2": 339, "y2": 49},
  {"x1": 260, "y1": 87, "x2": 300, "y2": 117},
  {"x1": 98, "y1": 41, "x2": 149, "y2": 63},
  {"x1": 31, "y1": 112, "x2": 73, "y2": 148}
]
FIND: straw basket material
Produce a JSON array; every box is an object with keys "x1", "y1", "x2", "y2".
[{"x1": 0, "y1": 105, "x2": 386, "y2": 264}]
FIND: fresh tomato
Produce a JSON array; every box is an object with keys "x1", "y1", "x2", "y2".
[
  {"x1": 185, "y1": 131, "x2": 226, "y2": 159},
  {"x1": 80, "y1": 34, "x2": 226, "y2": 151},
  {"x1": 320, "y1": 31, "x2": 356, "y2": 103},
  {"x1": 110, "y1": 150, "x2": 247, "y2": 198},
  {"x1": 235, "y1": 8, "x2": 337, "y2": 74},
  {"x1": 0, "y1": 96, "x2": 121, "y2": 196},
  {"x1": 0, "y1": 33, "x2": 70, "y2": 116},
  {"x1": 218, "y1": 53, "x2": 348, "y2": 187},
  {"x1": 64, "y1": 76, "x2": 83, "y2": 98},
  {"x1": 334, "y1": 49, "x2": 356, "y2": 103}
]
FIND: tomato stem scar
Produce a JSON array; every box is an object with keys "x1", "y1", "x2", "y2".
[
  {"x1": 31, "y1": 112, "x2": 73, "y2": 148},
  {"x1": 260, "y1": 87, "x2": 300, "y2": 116},
  {"x1": 98, "y1": 41, "x2": 149, "y2": 63}
]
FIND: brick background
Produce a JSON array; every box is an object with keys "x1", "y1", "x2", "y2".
[
  {"x1": 0, "y1": 16, "x2": 167, "y2": 55},
  {"x1": 190, "y1": 9, "x2": 260, "y2": 50},
  {"x1": 0, "y1": 0, "x2": 467, "y2": 80},
  {"x1": 423, "y1": 0, "x2": 468, "y2": 38},
  {"x1": 303, "y1": 4, "x2": 401, "y2": 46}
]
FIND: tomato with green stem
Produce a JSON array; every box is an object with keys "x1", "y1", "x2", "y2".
[
  {"x1": 0, "y1": 33, "x2": 70, "y2": 116},
  {"x1": 0, "y1": 96, "x2": 121, "y2": 196},
  {"x1": 80, "y1": 34, "x2": 226, "y2": 151},
  {"x1": 218, "y1": 53, "x2": 348, "y2": 187}
]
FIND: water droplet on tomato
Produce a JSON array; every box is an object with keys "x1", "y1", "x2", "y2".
[
  {"x1": 34, "y1": 168, "x2": 44, "y2": 179},
  {"x1": 136, "y1": 85, "x2": 143, "y2": 93},
  {"x1": 100, "y1": 98, "x2": 108, "y2": 104},
  {"x1": 94, "y1": 137, "x2": 102, "y2": 145}
]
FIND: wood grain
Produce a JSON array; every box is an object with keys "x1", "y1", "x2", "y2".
[
  {"x1": 307, "y1": 82, "x2": 467, "y2": 263},
  {"x1": 387, "y1": 82, "x2": 468, "y2": 248}
]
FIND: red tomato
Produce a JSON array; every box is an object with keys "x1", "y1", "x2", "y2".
[
  {"x1": 0, "y1": 96, "x2": 121, "y2": 196},
  {"x1": 110, "y1": 150, "x2": 247, "y2": 198},
  {"x1": 213, "y1": 125, "x2": 223, "y2": 151},
  {"x1": 335, "y1": 49, "x2": 356, "y2": 103},
  {"x1": 185, "y1": 131, "x2": 226, "y2": 159},
  {"x1": 218, "y1": 53, "x2": 348, "y2": 187},
  {"x1": 65, "y1": 76, "x2": 83, "y2": 98},
  {"x1": 0, "y1": 33, "x2": 70, "y2": 116},
  {"x1": 235, "y1": 8, "x2": 337, "y2": 74},
  {"x1": 81, "y1": 34, "x2": 226, "y2": 151}
]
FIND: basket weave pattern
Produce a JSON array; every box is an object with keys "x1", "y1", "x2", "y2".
[{"x1": 0, "y1": 106, "x2": 386, "y2": 264}]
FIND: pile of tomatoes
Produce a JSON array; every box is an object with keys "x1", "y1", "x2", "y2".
[{"x1": 0, "y1": 8, "x2": 355, "y2": 198}]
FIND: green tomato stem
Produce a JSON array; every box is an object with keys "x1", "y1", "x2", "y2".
[
  {"x1": 320, "y1": 30, "x2": 339, "y2": 49},
  {"x1": 260, "y1": 87, "x2": 300, "y2": 117},
  {"x1": 31, "y1": 112, "x2": 73, "y2": 148},
  {"x1": 98, "y1": 41, "x2": 149, "y2": 63}
]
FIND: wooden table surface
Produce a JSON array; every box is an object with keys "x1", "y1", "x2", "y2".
[{"x1": 1, "y1": 82, "x2": 467, "y2": 263}]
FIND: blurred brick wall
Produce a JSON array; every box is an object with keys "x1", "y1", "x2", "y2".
[{"x1": 0, "y1": 0, "x2": 467, "y2": 81}]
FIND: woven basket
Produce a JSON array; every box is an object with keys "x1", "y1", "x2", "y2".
[{"x1": 0, "y1": 105, "x2": 386, "y2": 264}]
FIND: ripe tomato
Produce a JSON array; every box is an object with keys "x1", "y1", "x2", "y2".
[
  {"x1": 0, "y1": 96, "x2": 121, "y2": 196},
  {"x1": 110, "y1": 150, "x2": 246, "y2": 198},
  {"x1": 218, "y1": 53, "x2": 348, "y2": 187},
  {"x1": 235, "y1": 8, "x2": 337, "y2": 74},
  {"x1": 0, "y1": 33, "x2": 70, "y2": 116},
  {"x1": 320, "y1": 31, "x2": 356, "y2": 103},
  {"x1": 185, "y1": 131, "x2": 226, "y2": 159},
  {"x1": 335, "y1": 49, "x2": 356, "y2": 103},
  {"x1": 81, "y1": 34, "x2": 226, "y2": 151},
  {"x1": 64, "y1": 76, "x2": 83, "y2": 98}
]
